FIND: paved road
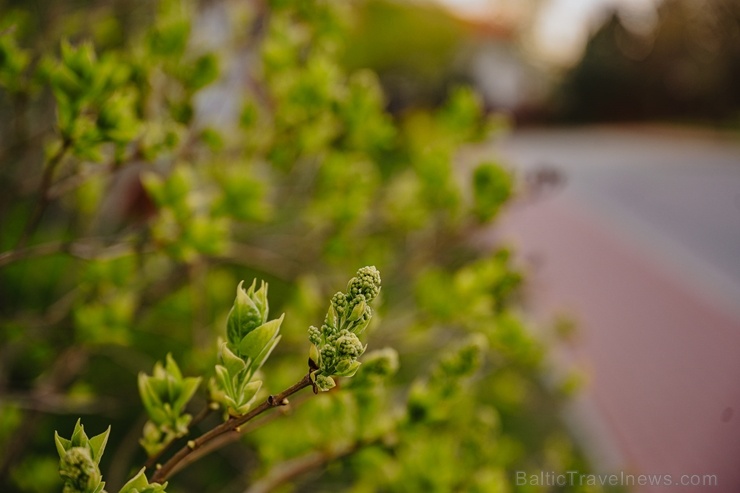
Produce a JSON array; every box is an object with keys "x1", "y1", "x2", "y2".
[{"x1": 490, "y1": 126, "x2": 740, "y2": 492}]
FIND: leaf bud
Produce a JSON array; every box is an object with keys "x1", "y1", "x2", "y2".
[
  {"x1": 59, "y1": 447, "x2": 101, "y2": 493},
  {"x1": 227, "y1": 280, "x2": 269, "y2": 348}
]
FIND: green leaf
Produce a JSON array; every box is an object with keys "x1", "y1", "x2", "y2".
[
  {"x1": 238, "y1": 315, "x2": 283, "y2": 365},
  {"x1": 351, "y1": 315, "x2": 371, "y2": 335},
  {"x1": 334, "y1": 360, "x2": 361, "y2": 378},
  {"x1": 70, "y1": 418, "x2": 89, "y2": 449},
  {"x1": 165, "y1": 353, "x2": 182, "y2": 380},
  {"x1": 227, "y1": 281, "x2": 263, "y2": 347},
  {"x1": 185, "y1": 53, "x2": 219, "y2": 90},
  {"x1": 346, "y1": 299, "x2": 369, "y2": 325},
  {"x1": 219, "y1": 340, "x2": 246, "y2": 376},
  {"x1": 214, "y1": 364, "x2": 235, "y2": 398},
  {"x1": 250, "y1": 335, "x2": 281, "y2": 377},
  {"x1": 88, "y1": 426, "x2": 111, "y2": 464},
  {"x1": 138, "y1": 373, "x2": 162, "y2": 415},
  {"x1": 139, "y1": 374, "x2": 170, "y2": 426},
  {"x1": 248, "y1": 280, "x2": 269, "y2": 323},
  {"x1": 472, "y1": 162, "x2": 512, "y2": 222},
  {"x1": 119, "y1": 467, "x2": 168, "y2": 493},
  {"x1": 0, "y1": 29, "x2": 30, "y2": 93},
  {"x1": 327, "y1": 302, "x2": 339, "y2": 328},
  {"x1": 309, "y1": 343, "x2": 320, "y2": 368},
  {"x1": 148, "y1": 12, "x2": 190, "y2": 58},
  {"x1": 54, "y1": 431, "x2": 71, "y2": 458},
  {"x1": 172, "y1": 376, "x2": 201, "y2": 414},
  {"x1": 238, "y1": 379, "x2": 262, "y2": 407}
]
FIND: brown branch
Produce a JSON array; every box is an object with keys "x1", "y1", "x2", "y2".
[
  {"x1": 15, "y1": 138, "x2": 71, "y2": 249},
  {"x1": 106, "y1": 413, "x2": 149, "y2": 491},
  {"x1": 2, "y1": 392, "x2": 117, "y2": 414},
  {"x1": 149, "y1": 373, "x2": 314, "y2": 484},
  {"x1": 143, "y1": 403, "x2": 217, "y2": 471},
  {"x1": 0, "y1": 346, "x2": 89, "y2": 481},
  {"x1": 244, "y1": 439, "x2": 374, "y2": 493},
  {"x1": 165, "y1": 390, "x2": 314, "y2": 477},
  {"x1": 0, "y1": 238, "x2": 138, "y2": 268},
  {"x1": 0, "y1": 241, "x2": 67, "y2": 267},
  {"x1": 47, "y1": 163, "x2": 108, "y2": 199}
]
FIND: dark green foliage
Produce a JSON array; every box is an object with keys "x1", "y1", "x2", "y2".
[{"x1": 558, "y1": 0, "x2": 740, "y2": 122}]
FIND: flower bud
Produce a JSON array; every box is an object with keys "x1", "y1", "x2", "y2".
[
  {"x1": 314, "y1": 374, "x2": 336, "y2": 391},
  {"x1": 308, "y1": 325, "x2": 322, "y2": 345},
  {"x1": 336, "y1": 331, "x2": 363, "y2": 358},
  {"x1": 347, "y1": 266, "x2": 381, "y2": 302},
  {"x1": 320, "y1": 344, "x2": 337, "y2": 368}
]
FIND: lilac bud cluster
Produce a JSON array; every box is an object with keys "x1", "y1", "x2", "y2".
[{"x1": 309, "y1": 266, "x2": 381, "y2": 391}]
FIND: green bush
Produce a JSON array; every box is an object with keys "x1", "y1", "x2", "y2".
[{"x1": 0, "y1": 1, "x2": 599, "y2": 491}]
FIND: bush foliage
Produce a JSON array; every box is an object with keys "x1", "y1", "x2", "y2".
[{"x1": 0, "y1": 1, "x2": 597, "y2": 491}]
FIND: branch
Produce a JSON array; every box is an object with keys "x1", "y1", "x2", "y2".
[
  {"x1": 2, "y1": 392, "x2": 117, "y2": 415},
  {"x1": 0, "y1": 346, "x2": 89, "y2": 481},
  {"x1": 15, "y1": 138, "x2": 71, "y2": 249},
  {"x1": 149, "y1": 373, "x2": 314, "y2": 484},
  {"x1": 0, "y1": 238, "x2": 138, "y2": 268},
  {"x1": 165, "y1": 390, "x2": 314, "y2": 478},
  {"x1": 0, "y1": 241, "x2": 66, "y2": 267},
  {"x1": 143, "y1": 403, "x2": 217, "y2": 471},
  {"x1": 244, "y1": 439, "x2": 373, "y2": 493}
]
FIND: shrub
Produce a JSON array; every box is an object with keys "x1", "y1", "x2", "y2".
[{"x1": 0, "y1": 1, "x2": 596, "y2": 491}]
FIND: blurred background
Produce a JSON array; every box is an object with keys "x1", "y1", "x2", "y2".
[
  {"x1": 345, "y1": 0, "x2": 740, "y2": 123},
  {"x1": 359, "y1": 0, "x2": 740, "y2": 490}
]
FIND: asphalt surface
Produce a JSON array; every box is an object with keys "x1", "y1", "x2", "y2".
[{"x1": 491, "y1": 126, "x2": 740, "y2": 492}]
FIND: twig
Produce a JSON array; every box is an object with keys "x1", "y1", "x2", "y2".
[
  {"x1": 2, "y1": 392, "x2": 118, "y2": 415},
  {"x1": 165, "y1": 390, "x2": 314, "y2": 477},
  {"x1": 0, "y1": 238, "x2": 138, "y2": 268},
  {"x1": 47, "y1": 163, "x2": 109, "y2": 199},
  {"x1": 106, "y1": 413, "x2": 149, "y2": 491},
  {"x1": 15, "y1": 138, "x2": 71, "y2": 249},
  {"x1": 143, "y1": 403, "x2": 217, "y2": 471},
  {"x1": 244, "y1": 440, "x2": 373, "y2": 493},
  {"x1": 149, "y1": 373, "x2": 314, "y2": 484},
  {"x1": 0, "y1": 241, "x2": 66, "y2": 267},
  {"x1": 189, "y1": 259, "x2": 209, "y2": 349},
  {"x1": 189, "y1": 402, "x2": 217, "y2": 429},
  {"x1": 0, "y1": 346, "x2": 89, "y2": 482}
]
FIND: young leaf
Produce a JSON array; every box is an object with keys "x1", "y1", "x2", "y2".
[
  {"x1": 238, "y1": 315, "x2": 283, "y2": 365},
  {"x1": 54, "y1": 431, "x2": 71, "y2": 458},
  {"x1": 119, "y1": 467, "x2": 168, "y2": 493},
  {"x1": 250, "y1": 335, "x2": 282, "y2": 377},
  {"x1": 214, "y1": 364, "x2": 235, "y2": 398},
  {"x1": 227, "y1": 280, "x2": 265, "y2": 348},
  {"x1": 87, "y1": 426, "x2": 111, "y2": 465},
  {"x1": 334, "y1": 360, "x2": 361, "y2": 378},
  {"x1": 172, "y1": 376, "x2": 201, "y2": 415},
  {"x1": 218, "y1": 340, "x2": 246, "y2": 376}
]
